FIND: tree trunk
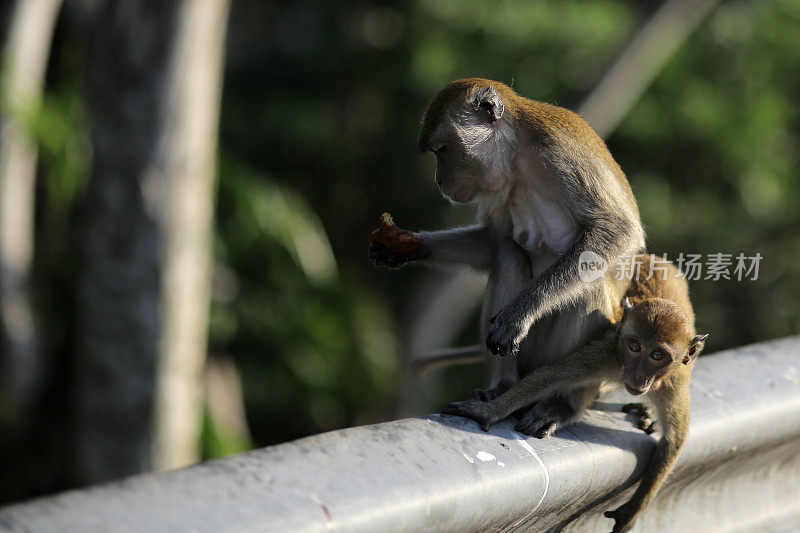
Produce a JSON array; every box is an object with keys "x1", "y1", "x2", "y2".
[
  {"x1": 75, "y1": 1, "x2": 178, "y2": 483},
  {"x1": 75, "y1": 0, "x2": 230, "y2": 483},
  {"x1": 151, "y1": 0, "x2": 231, "y2": 471},
  {"x1": 0, "y1": 0, "x2": 63, "y2": 415}
]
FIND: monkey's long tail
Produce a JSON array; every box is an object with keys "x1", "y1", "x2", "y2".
[{"x1": 410, "y1": 345, "x2": 485, "y2": 376}]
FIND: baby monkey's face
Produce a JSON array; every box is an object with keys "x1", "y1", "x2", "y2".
[
  {"x1": 618, "y1": 332, "x2": 679, "y2": 395},
  {"x1": 617, "y1": 299, "x2": 706, "y2": 396}
]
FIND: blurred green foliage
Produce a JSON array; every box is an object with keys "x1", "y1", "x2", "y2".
[
  {"x1": 15, "y1": 0, "x2": 800, "y2": 463},
  {"x1": 210, "y1": 159, "x2": 399, "y2": 446},
  {"x1": 614, "y1": 0, "x2": 800, "y2": 343}
]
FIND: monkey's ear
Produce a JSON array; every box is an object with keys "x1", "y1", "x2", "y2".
[
  {"x1": 683, "y1": 334, "x2": 708, "y2": 365},
  {"x1": 623, "y1": 297, "x2": 633, "y2": 315},
  {"x1": 473, "y1": 87, "x2": 504, "y2": 122}
]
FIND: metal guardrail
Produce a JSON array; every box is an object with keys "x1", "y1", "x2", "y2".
[{"x1": 2, "y1": 337, "x2": 800, "y2": 532}]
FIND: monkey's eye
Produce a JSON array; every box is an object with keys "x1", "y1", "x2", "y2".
[
  {"x1": 650, "y1": 350, "x2": 664, "y2": 361},
  {"x1": 628, "y1": 340, "x2": 641, "y2": 352},
  {"x1": 433, "y1": 144, "x2": 448, "y2": 154}
]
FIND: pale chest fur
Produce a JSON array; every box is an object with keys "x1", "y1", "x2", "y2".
[{"x1": 507, "y1": 151, "x2": 577, "y2": 254}]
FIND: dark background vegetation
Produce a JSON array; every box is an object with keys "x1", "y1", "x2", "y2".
[{"x1": 1, "y1": 0, "x2": 799, "y2": 503}]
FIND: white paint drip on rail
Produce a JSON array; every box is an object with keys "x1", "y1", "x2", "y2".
[
  {"x1": 512, "y1": 436, "x2": 551, "y2": 528},
  {"x1": 475, "y1": 451, "x2": 496, "y2": 462}
]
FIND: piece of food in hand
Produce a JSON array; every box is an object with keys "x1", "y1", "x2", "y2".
[{"x1": 370, "y1": 212, "x2": 423, "y2": 255}]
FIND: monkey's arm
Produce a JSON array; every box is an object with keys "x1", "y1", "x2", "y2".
[
  {"x1": 443, "y1": 328, "x2": 618, "y2": 430},
  {"x1": 487, "y1": 216, "x2": 639, "y2": 355},
  {"x1": 370, "y1": 225, "x2": 494, "y2": 271},
  {"x1": 604, "y1": 381, "x2": 690, "y2": 533}
]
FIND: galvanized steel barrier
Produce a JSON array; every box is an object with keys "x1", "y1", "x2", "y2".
[{"x1": 2, "y1": 337, "x2": 800, "y2": 532}]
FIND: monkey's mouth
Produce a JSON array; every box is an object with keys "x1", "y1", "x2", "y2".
[
  {"x1": 440, "y1": 184, "x2": 473, "y2": 203},
  {"x1": 624, "y1": 383, "x2": 649, "y2": 396},
  {"x1": 442, "y1": 188, "x2": 465, "y2": 202}
]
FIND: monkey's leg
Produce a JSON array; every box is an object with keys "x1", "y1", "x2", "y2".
[
  {"x1": 473, "y1": 238, "x2": 530, "y2": 401},
  {"x1": 622, "y1": 403, "x2": 656, "y2": 435},
  {"x1": 471, "y1": 352, "x2": 520, "y2": 401}
]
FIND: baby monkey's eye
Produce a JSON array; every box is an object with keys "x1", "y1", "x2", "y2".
[
  {"x1": 650, "y1": 350, "x2": 664, "y2": 361},
  {"x1": 433, "y1": 144, "x2": 448, "y2": 154},
  {"x1": 628, "y1": 340, "x2": 641, "y2": 352}
]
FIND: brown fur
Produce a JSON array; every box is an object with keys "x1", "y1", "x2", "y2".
[
  {"x1": 443, "y1": 254, "x2": 707, "y2": 532},
  {"x1": 373, "y1": 78, "x2": 645, "y2": 440}
]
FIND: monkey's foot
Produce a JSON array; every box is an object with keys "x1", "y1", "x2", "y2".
[
  {"x1": 470, "y1": 388, "x2": 502, "y2": 402},
  {"x1": 514, "y1": 397, "x2": 577, "y2": 439},
  {"x1": 442, "y1": 400, "x2": 497, "y2": 431},
  {"x1": 622, "y1": 403, "x2": 655, "y2": 435},
  {"x1": 514, "y1": 407, "x2": 558, "y2": 439}
]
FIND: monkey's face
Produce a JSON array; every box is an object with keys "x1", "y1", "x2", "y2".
[
  {"x1": 618, "y1": 331, "x2": 679, "y2": 396},
  {"x1": 618, "y1": 300, "x2": 707, "y2": 395},
  {"x1": 418, "y1": 81, "x2": 514, "y2": 204},
  {"x1": 429, "y1": 141, "x2": 492, "y2": 204}
]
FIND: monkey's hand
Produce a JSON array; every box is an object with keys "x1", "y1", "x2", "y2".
[
  {"x1": 442, "y1": 400, "x2": 498, "y2": 431},
  {"x1": 486, "y1": 304, "x2": 532, "y2": 356},
  {"x1": 604, "y1": 502, "x2": 639, "y2": 533},
  {"x1": 368, "y1": 241, "x2": 431, "y2": 268}
]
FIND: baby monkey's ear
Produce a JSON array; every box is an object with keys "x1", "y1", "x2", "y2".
[{"x1": 683, "y1": 334, "x2": 708, "y2": 365}]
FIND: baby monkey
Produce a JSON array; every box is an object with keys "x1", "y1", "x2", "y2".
[{"x1": 443, "y1": 255, "x2": 707, "y2": 532}]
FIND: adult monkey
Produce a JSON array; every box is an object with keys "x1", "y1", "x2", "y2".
[{"x1": 370, "y1": 78, "x2": 644, "y2": 436}]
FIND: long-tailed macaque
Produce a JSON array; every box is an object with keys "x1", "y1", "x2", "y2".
[
  {"x1": 443, "y1": 255, "x2": 708, "y2": 533},
  {"x1": 370, "y1": 78, "x2": 645, "y2": 436}
]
